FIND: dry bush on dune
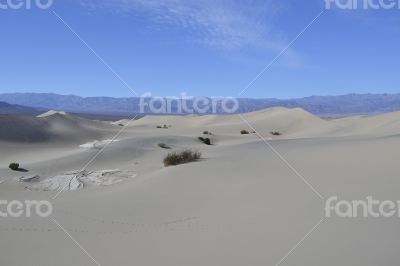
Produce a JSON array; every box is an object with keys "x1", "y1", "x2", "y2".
[
  {"x1": 240, "y1": 130, "x2": 249, "y2": 135},
  {"x1": 157, "y1": 125, "x2": 169, "y2": 129},
  {"x1": 270, "y1": 131, "x2": 281, "y2": 136},
  {"x1": 158, "y1": 143, "x2": 171, "y2": 149},
  {"x1": 198, "y1": 137, "x2": 211, "y2": 145},
  {"x1": 9, "y1": 163, "x2": 20, "y2": 171},
  {"x1": 163, "y1": 150, "x2": 201, "y2": 167}
]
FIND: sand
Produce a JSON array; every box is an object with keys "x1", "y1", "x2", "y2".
[{"x1": 0, "y1": 108, "x2": 399, "y2": 265}]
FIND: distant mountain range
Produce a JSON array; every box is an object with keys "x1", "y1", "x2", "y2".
[
  {"x1": 0, "y1": 101, "x2": 40, "y2": 115},
  {"x1": 1, "y1": 92, "x2": 400, "y2": 116}
]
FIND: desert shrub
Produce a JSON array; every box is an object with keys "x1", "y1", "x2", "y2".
[
  {"x1": 240, "y1": 130, "x2": 249, "y2": 135},
  {"x1": 270, "y1": 131, "x2": 281, "y2": 136},
  {"x1": 9, "y1": 163, "x2": 19, "y2": 171},
  {"x1": 179, "y1": 150, "x2": 201, "y2": 163},
  {"x1": 198, "y1": 137, "x2": 211, "y2": 145},
  {"x1": 157, "y1": 125, "x2": 169, "y2": 129},
  {"x1": 203, "y1": 131, "x2": 212, "y2": 135},
  {"x1": 163, "y1": 153, "x2": 181, "y2": 166},
  {"x1": 163, "y1": 149, "x2": 201, "y2": 167},
  {"x1": 118, "y1": 123, "x2": 124, "y2": 127},
  {"x1": 158, "y1": 143, "x2": 170, "y2": 149}
]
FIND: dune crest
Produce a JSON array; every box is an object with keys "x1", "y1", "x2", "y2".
[{"x1": 37, "y1": 110, "x2": 68, "y2": 118}]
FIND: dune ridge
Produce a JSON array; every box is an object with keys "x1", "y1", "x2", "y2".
[{"x1": 2, "y1": 108, "x2": 400, "y2": 144}]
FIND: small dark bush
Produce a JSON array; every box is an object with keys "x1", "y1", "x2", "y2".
[
  {"x1": 270, "y1": 131, "x2": 281, "y2": 136},
  {"x1": 240, "y1": 130, "x2": 249, "y2": 135},
  {"x1": 163, "y1": 149, "x2": 201, "y2": 167},
  {"x1": 118, "y1": 123, "x2": 124, "y2": 127},
  {"x1": 9, "y1": 163, "x2": 19, "y2": 171},
  {"x1": 157, "y1": 125, "x2": 169, "y2": 129},
  {"x1": 158, "y1": 143, "x2": 170, "y2": 149},
  {"x1": 198, "y1": 137, "x2": 211, "y2": 145},
  {"x1": 203, "y1": 131, "x2": 212, "y2": 135}
]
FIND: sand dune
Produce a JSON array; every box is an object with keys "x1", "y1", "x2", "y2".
[
  {"x1": 131, "y1": 107, "x2": 400, "y2": 138},
  {"x1": 1, "y1": 107, "x2": 400, "y2": 266},
  {"x1": 0, "y1": 110, "x2": 118, "y2": 143},
  {"x1": 4, "y1": 107, "x2": 398, "y2": 145},
  {"x1": 132, "y1": 107, "x2": 326, "y2": 132}
]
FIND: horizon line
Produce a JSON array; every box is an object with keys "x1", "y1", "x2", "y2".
[{"x1": 0, "y1": 91, "x2": 398, "y2": 100}]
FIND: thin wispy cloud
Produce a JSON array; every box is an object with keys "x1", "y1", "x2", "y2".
[{"x1": 81, "y1": 0, "x2": 287, "y2": 51}]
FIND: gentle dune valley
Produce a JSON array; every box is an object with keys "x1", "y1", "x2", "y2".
[{"x1": 1, "y1": 108, "x2": 400, "y2": 265}]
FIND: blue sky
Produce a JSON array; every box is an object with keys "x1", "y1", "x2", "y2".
[{"x1": 1, "y1": 0, "x2": 399, "y2": 98}]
